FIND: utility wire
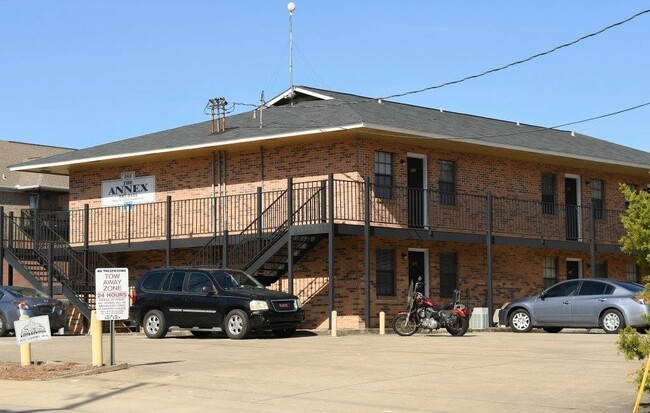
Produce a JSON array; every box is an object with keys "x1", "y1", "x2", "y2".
[{"x1": 381, "y1": 8, "x2": 650, "y2": 101}]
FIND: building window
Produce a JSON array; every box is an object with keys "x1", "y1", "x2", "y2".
[
  {"x1": 541, "y1": 173, "x2": 556, "y2": 215},
  {"x1": 626, "y1": 262, "x2": 639, "y2": 283},
  {"x1": 439, "y1": 252, "x2": 457, "y2": 297},
  {"x1": 374, "y1": 151, "x2": 393, "y2": 199},
  {"x1": 439, "y1": 160, "x2": 456, "y2": 206},
  {"x1": 591, "y1": 179, "x2": 604, "y2": 220},
  {"x1": 543, "y1": 257, "x2": 557, "y2": 289},
  {"x1": 594, "y1": 261, "x2": 607, "y2": 278},
  {"x1": 625, "y1": 183, "x2": 637, "y2": 210},
  {"x1": 376, "y1": 249, "x2": 395, "y2": 296}
]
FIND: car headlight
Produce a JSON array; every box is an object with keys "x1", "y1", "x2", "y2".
[{"x1": 249, "y1": 300, "x2": 269, "y2": 311}]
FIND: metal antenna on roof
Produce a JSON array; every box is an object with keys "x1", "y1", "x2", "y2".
[
  {"x1": 288, "y1": 3, "x2": 296, "y2": 93},
  {"x1": 259, "y1": 91, "x2": 265, "y2": 129}
]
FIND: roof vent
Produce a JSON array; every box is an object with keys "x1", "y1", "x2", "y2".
[{"x1": 571, "y1": 131, "x2": 575, "y2": 137}]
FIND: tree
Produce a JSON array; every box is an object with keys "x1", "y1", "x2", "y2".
[{"x1": 617, "y1": 181, "x2": 650, "y2": 392}]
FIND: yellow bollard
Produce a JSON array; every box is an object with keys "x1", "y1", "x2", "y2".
[
  {"x1": 633, "y1": 356, "x2": 650, "y2": 412},
  {"x1": 379, "y1": 311, "x2": 385, "y2": 335},
  {"x1": 90, "y1": 310, "x2": 103, "y2": 367},
  {"x1": 331, "y1": 310, "x2": 337, "y2": 337},
  {"x1": 19, "y1": 315, "x2": 31, "y2": 367}
]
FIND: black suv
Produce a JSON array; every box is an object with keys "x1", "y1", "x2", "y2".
[{"x1": 129, "y1": 267, "x2": 304, "y2": 339}]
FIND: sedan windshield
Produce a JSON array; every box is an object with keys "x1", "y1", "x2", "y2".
[{"x1": 212, "y1": 270, "x2": 264, "y2": 290}]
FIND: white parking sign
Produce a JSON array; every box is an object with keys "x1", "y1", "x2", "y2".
[{"x1": 95, "y1": 268, "x2": 130, "y2": 321}]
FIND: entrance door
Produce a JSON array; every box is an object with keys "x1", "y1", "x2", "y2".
[
  {"x1": 566, "y1": 260, "x2": 581, "y2": 280},
  {"x1": 407, "y1": 157, "x2": 425, "y2": 228},
  {"x1": 409, "y1": 251, "x2": 426, "y2": 295},
  {"x1": 565, "y1": 177, "x2": 579, "y2": 240}
]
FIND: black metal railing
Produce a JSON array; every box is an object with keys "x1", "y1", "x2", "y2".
[{"x1": 27, "y1": 178, "x2": 626, "y2": 249}]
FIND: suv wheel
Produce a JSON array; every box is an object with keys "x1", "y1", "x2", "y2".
[
  {"x1": 143, "y1": 309, "x2": 168, "y2": 339},
  {"x1": 225, "y1": 309, "x2": 250, "y2": 339}
]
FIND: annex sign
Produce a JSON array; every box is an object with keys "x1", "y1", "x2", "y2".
[{"x1": 101, "y1": 171, "x2": 156, "y2": 207}]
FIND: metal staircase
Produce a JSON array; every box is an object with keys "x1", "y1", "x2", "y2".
[
  {"x1": 1, "y1": 212, "x2": 114, "y2": 320},
  {"x1": 189, "y1": 184, "x2": 326, "y2": 286}
]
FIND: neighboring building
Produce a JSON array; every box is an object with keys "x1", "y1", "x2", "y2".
[
  {"x1": 0, "y1": 140, "x2": 71, "y2": 215},
  {"x1": 7, "y1": 86, "x2": 650, "y2": 330}
]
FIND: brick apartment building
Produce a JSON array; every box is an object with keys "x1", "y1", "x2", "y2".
[{"x1": 6, "y1": 86, "x2": 650, "y2": 330}]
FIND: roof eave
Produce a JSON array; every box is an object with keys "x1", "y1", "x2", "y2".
[
  {"x1": 9, "y1": 123, "x2": 366, "y2": 174},
  {"x1": 362, "y1": 123, "x2": 650, "y2": 171}
]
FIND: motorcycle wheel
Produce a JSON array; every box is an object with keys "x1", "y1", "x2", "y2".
[
  {"x1": 392, "y1": 314, "x2": 418, "y2": 336},
  {"x1": 446, "y1": 316, "x2": 469, "y2": 337}
]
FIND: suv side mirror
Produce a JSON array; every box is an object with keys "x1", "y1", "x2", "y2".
[{"x1": 202, "y1": 286, "x2": 216, "y2": 295}]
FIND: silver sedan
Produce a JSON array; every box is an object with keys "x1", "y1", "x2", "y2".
[
  {"x1": 0, "y1": 286, "x2": 67, "y2": 336},
  {"x1": 498, "y1": 279, "x2": 650, "y2": 333}
]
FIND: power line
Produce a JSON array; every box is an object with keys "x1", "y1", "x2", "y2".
[{"x1": 381, "y1": 8, "x2": 650, "y2": 101}]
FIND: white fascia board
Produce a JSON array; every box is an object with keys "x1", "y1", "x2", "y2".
[
  {"x1": 10, "y1": 123, "x2": 366, "y2": 173},
  {"x1": 14, "y1": 184, "x2": 68, "y2": 192},
  {"x1": 362, "y1": 123, "x2": 650, "y2": 171},
  {"x1": 264, "y1": 86, "x2": 334, "y2": 107}
]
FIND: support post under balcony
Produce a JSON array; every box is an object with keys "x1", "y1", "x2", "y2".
[
  {"x1": 328, "y1": 173, "x2": 335, "y2": 330},
  {"x1": 83, "y1": 204, "x2": 89, "y2": 302},
  {"x1": 364, "y1": 176, "x2": 371, "y2": 329},
  {"x1": 166, "y1": 196, "x2": 172, "y2": 267},
  {"x1": 8, "y1": 212, "x2": 14, "y2": 285},
  {"x1": 589, "y1": 204, "x2": 596, "y2": 277},
  {"x1": 0, "y1": 206, "x2": 4, "y2": 285},
  {"x1": 48, "y1": 242, "x2": 54, "y2": 298},
  {"x1": 486, "y1": 192, "x2": 494, "y2": 318},
  {"x1": 256, "y1": 187, "x2": 263, "y2": 253},
  {"x1": 287, "y1": 177, "x2": 294, "y2": 295}
]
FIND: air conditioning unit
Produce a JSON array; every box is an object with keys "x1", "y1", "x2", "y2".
[{"x1": 469, "y1": 307, "x2": 490, "y2": 329}]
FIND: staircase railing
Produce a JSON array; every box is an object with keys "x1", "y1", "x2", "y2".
[
  {"x1": 4, "y1": 212, "x2": 115, "y2": 317},
  {"x1": 188, "y1": 189, "x2": 288, "y2": 267}
]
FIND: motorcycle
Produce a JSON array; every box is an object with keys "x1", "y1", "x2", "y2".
[{"x1": 392, "y1": 280, "x2": 471, "y2": 337}]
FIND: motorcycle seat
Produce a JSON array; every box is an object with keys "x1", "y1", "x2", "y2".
[{"x1": 433, "y1": 303, "x2": 454, "y2": 311}]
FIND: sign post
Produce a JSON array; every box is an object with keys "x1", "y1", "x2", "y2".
[{"x1": 95, "y1": 268, "x2": 129, "y2": 366}]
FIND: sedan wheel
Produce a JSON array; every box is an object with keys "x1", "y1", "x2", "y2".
[
  {"x1": 509, "y1": 309, "x2": 533, "y2": 333},
  {"x1": 0, "y1": 314, "x2": 7, "y2": 337},
  {"x1": 600, "y1": 309, "x2": 625, "y2": 334}
]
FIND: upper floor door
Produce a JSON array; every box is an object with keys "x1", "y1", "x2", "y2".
[
  {"x1": 564, "y1": 176, "x2": 580, "y2": 240},
  {"x1": 407, "y1": 156, "x2": 425, "y2": 228}
]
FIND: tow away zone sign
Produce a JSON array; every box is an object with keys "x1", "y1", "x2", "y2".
[{"x1": 95, "y1": 268, "x2": 129, "y2": 321}]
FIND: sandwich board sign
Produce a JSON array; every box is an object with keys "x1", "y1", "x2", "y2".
[
  {"x1": 95, "y1": 268, "x2": 130, "y2": 321},
  {"x1": 14, "y1": 315, "x2": 51, "y2": 345}
]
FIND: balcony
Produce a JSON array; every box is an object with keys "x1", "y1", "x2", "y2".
[{"x1": 23, "y1": 178, "x2": 626, "y2": 249}]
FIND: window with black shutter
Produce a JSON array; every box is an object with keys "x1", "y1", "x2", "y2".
[
  {"x1": 591, "y1": 179, "x2": 604, "y2": 220},
  {"x1": 439, "y1": 252, "x2": 457, "y2": 297},
  {"x1": 541, "y1": 173, "x2": 556, "y2": 215},
  {"x1": 374, "y1": 151, "x2": 393, "y2": 199},
  {"x1": 376, "y1": 249, "x2": 395, "y2": 296},
  {"x1": 439, "y1": 160, "x2": 456, "y2": 206}
]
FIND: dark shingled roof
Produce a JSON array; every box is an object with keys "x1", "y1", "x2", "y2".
[{"x1": 10, "y1": 86, "x2": 650, "y2": 173}]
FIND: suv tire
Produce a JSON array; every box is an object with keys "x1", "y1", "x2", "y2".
[
  {"x1": 225, "y1": 309, "x2": 250, "y2": 339},
  {"x1": 143, "y1": 309, "x2": 168, "y2": 339}
]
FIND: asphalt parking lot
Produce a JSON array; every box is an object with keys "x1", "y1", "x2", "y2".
[{"x1": 0, "y1": 330, "x2": 644, "y2": 413}]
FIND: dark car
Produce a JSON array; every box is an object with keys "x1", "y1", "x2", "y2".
[
  {"x1": 0, "y1": 286, "x2": 67, "y2": 336},
  {"x1": 129, "y1": 267, "x2": 305, "y2": 339},
  {"x1": 498, "y1": 278, "x2": 650, "y2": 334}
]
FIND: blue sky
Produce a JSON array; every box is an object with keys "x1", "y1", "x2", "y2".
[{"x1": 1, "y1": 1, "x2": 649, "y2": 152}]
